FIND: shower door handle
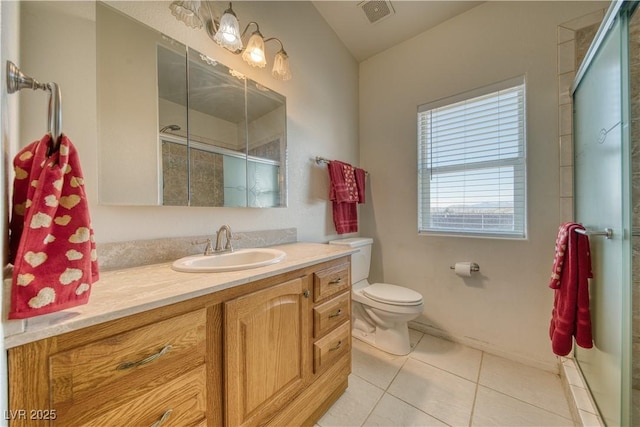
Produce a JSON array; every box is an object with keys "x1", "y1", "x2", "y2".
[{"x1": 574, "y1": 228, "x2": 613, "y2": 239}]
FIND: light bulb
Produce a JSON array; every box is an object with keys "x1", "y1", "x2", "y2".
[
  {"x1": 242, "y1": 32, "x2": 267, "y2": 68},
  {"x1": 213, "y1": 5, "x2": 242, "y2": 51},
  {"x1": 271, "y1": 50, "x2": 292, "y2": 81}
]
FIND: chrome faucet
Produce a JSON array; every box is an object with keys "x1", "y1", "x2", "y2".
[{"x1": 214, "y1": 225, "x2": 234, "y2": 253}]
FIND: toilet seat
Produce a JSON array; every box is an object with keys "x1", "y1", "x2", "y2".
[{"x1": 363, "y1": 283, "x2": 423, "y2": 306}]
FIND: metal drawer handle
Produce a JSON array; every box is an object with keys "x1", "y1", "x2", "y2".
[
  {"x1": 151, "y1": 409, "x2": 173, "y2": 427},
  {"x1": 329, "y1": 277, "x2": 342, "y2": 285},
  {"x1": 328, "y1": 308, "x2": 343, "y2": 319},
  {"x1": 329, "y1": 340, "x2": 343, "y2": 352},
  {"x1": 116, "y1": 345, "x2": 172, "y2": 371}
]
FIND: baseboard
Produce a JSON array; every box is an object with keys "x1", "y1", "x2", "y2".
[{"x1": 408, "y1": 320, "x2": 558, "y2": 373}]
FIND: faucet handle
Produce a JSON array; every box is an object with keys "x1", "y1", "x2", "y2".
[{"x1": 192, "y1": 238, "x2": 214, "y2": 255}]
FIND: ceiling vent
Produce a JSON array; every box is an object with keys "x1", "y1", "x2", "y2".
[{"x1": 358, "y1": 0, "x2": 395, "y2": 25}]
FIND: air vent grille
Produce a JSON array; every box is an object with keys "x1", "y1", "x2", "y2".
[{"x1": 359, "y1": 0, "x2": 395, "y2": 24}]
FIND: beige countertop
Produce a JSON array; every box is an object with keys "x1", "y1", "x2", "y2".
[{"x1": 4, "y1": 242, "x2": 355, "y2": 349}]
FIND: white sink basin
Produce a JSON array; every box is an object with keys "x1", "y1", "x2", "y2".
[{"x1": 172, "y1": 248, "x2": 287, "y2": 273}]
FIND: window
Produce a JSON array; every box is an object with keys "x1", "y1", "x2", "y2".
[{"x1": 417, "y1": 77, "x2": 526, "y2": 238}]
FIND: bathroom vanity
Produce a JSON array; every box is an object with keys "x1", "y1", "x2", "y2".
[{"x1": 6, "y1": 243, "x2": 354, "y2": 426}]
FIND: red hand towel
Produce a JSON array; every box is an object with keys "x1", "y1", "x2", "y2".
[
  {"x1": 548, "y1": 222, "x2": 593, "y2": 356},
  {"x1": 9, "y1": 134, "x2": 99, "y2": 319},
  {"x1": 328, "y1": 161, "x2": 359, "y2": 234},
  {"x1": 329, "y1": 161, "x2": 359, "y2": 203}
]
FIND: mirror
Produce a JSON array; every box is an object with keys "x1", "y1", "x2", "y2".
[{"x1": 97, "y1": 2, "x2": 287, "y2": 207}]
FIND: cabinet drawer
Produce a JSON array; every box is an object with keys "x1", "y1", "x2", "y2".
[
  {"x1": 83, "y1": 365, "x2": 207, "y2": 427},
  {"x1": 50, "y1": 309, "x2": 206, "y2": 410},
  {"x1": 313, "y1": 291, "x2": 350, "y2": 338},
  {"x1": 313, "y1": 322, "x2": 350, "y2": 374},
  {"x1": 313, "y1": 263, "x2": 350, "y2": 302}
]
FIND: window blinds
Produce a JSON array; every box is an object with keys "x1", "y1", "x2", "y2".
[{"x1": 418, "y1": 77, "x2": 526, "y2": 238}]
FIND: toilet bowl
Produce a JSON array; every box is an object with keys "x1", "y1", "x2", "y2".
[
  {"x1": 351, "y1": 280, "x2": 424, "y2": 355},
  {"x1": 329, "y1": 237, "x2": 424, "y2": 356}
]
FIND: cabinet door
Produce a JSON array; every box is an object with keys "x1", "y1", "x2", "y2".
[{"x1": 225, "y1": 277, "x2": 311, "y2": 427}]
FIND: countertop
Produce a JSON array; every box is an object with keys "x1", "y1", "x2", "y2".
[{"x1": 4, "y1": 242, "x2": 355, "y2": 349}]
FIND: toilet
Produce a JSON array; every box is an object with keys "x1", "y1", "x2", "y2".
[{"x1": 329, "y1": 237, "x2": 424, "y2": 355}]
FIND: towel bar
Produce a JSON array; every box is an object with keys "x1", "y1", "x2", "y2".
[
  {"x1": 315, "y1": 156, "x2": 369, "y2": 175},
  {"x1": 6, "y1": 60, "x2": 62, "y2": 151},
  {"x1": 574, "y1": 228, "x2": 613, "y2": 239}
]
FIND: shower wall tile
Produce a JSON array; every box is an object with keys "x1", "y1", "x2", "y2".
[
  {"x1": 561, "y1": 9, "x2": 606, "y2": 32},
  {"x1": 558, "y1": 40, "x2": 577, "y2": 74},
  {"x1": 576, "y1": 23, "x2": 600, "y2": 69},
  {"x1": 558, "y1": 71, "x2": 575, "y2": 106},
  {"x1": 560, "y1": 134, "x2": 573, "y2": 167},
  {"x1": 630, "y1": 16, "x2": 640, "y2": 67},
  {"x1": 632, "y1": 67, "x2": 640, "y2": 117},
  {"x1": 558, "y1": 26, "x2": 575, "y2": 44},
  {"x1": 559, "y1": 104, "x2": 573, "y2": 137},
  {"x1": 559, "y1": 197, "x2": 574, "y2": 223},
  {"x1": 559, "y1": 166, "x2": 574, "y2": 198}
]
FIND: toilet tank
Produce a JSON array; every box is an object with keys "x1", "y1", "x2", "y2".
[{"x1": 329, "y1": 237, "x2": 373, "y2": 284}]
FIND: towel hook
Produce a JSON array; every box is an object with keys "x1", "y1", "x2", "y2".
[{"x1": 6, "y1": 60, "x2": 63, "y2": 153}]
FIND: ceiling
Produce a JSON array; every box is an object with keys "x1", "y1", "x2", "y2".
[{"x1": 312, "y1": 1, "x2": 484, "y2": 61}]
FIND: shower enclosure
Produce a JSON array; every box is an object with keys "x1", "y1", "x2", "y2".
[{"x1": 572, "y1": 2, "x2": 637, "y2": 425}]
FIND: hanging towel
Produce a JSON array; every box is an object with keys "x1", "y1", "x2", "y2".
[
  {"x1": 8, "y1": 134, "x2": 99, "y2": 319},
  {"x1": 328, "y1": 161, "x2": 359, "y2": 234},
  {"x1": 354, "y1": 167, "x2": 366, "y2": 204},
  {"x1": 548, "y1": 222, "x2": 593, "y2": 356}
]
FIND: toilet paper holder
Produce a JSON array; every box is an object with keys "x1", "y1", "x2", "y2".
[{"x1": 449, "y1": 262, "x2": 480, "y2": 272}]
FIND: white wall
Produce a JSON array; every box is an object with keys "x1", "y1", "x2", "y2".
[
  {"x1": 359, "y1": 1, "x2": 608, "y2": 369},
  {"x1": 19, "y1": 1, "x2": 359, "y2": 243}
]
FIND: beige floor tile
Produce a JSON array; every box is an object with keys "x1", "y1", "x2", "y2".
[
  {"x1": 352, "y1": 338, "x2": 407, "y2": 389},
  {"x1": 318, "y1": 374, "x2": 384, "y2": 427},
  {"x1": 363, "y1": 393, "x2": 447, "y2": 426},
  {"x1": 479, "y1": 353, "x2": 572, "y2": 419},
  {"x1": 387, "y1": 358, "x2": 476, "y2": 426},
  {"x1": 410, "y1": 334, "x2": 483, "y2": 381},
  {"x1": 409, "y1": 328, "x2": 424, "y2": 350},
  {"x1": 472, "y1": 386, "x2": 574, "y2": 426}
]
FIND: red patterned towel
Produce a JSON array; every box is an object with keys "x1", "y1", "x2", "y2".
[
  {"x1": 329, "y1": 161, "x2": 359, "y2": 203},
  {"x1": 9, "y1": 134, "x2": 99, "y2": 319},
  {"x1": 328, "y1": 161, "x2": 360, "y2": 234},
  {"x1": 548, "y1": 222, "x2": 593, "y2": 356}
]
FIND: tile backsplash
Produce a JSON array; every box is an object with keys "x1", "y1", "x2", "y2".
[{"x1": 97, "y1": 227, "x2": 297, "y2": 271}]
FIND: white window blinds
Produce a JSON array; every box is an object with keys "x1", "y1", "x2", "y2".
[{"x1": 417, "y1": 76, "x2": 527, "y2": 238}]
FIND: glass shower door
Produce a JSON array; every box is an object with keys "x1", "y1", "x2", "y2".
[{"x1": 573, "y1": 8, "x2": 632, "y2": 426}]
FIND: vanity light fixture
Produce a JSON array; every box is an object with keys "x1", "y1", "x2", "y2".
[
  {"x1": 169, "y1": 1, "x2": 292, "y2": 81},
  {"x1": 169, "y1": 0, "x2": 204, "y2": 29},
  {"x1": 212, "y1": 3, "x2": 243, "y2": 51}
]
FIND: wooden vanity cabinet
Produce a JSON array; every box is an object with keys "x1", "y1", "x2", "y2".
[
  {"x1": 7, "y1": 256, "x2": 351, "y2": 427},
  {"x1": 8, "y1": 300, "x2": 222, "y2": 427},
  {"x1": 225, "y1": 277, "x2": 312, "y2": 427}
]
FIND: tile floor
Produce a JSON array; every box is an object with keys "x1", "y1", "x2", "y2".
[{"x1": 318, "y1": 330, "x2": 575, "y2": 427}]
